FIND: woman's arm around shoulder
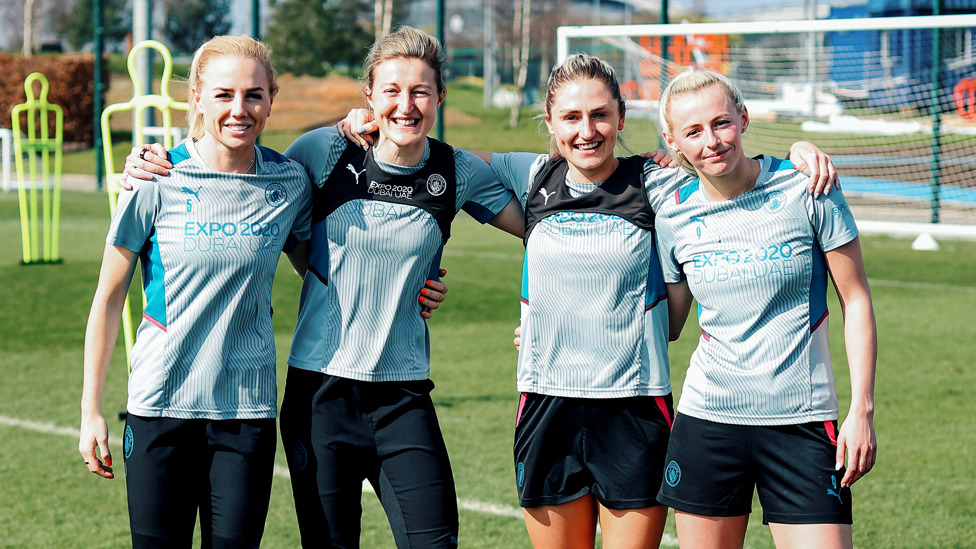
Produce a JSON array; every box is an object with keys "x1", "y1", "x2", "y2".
[{"x1": 455, "y1": 150, "x2": 525, "y2": 238}]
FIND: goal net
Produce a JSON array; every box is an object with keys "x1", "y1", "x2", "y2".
[{"x1": 556, "y1": 14, "x2": 976, "y2": 236}]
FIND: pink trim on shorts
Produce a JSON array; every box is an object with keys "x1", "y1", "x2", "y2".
[
  {"x1": 654, "y1": 395, "x2": 674, "y2": 429},
  {"x1": 824, "y1": 421, "x2": 838, "y2": 445},
  {"x1": 143, "y1": 312, "x2": 167, "y2": 331},
  {"x1": 516, "y1": 393, "x2": 528, "y2": 427}
]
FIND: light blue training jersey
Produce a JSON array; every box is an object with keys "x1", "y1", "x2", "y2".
[
  {"x1": 491, "y1": 152, "x2": 687, "y2": 398},
  {"x1": 655, "y1": 155, "x2": 859, "y2": 425},
  {"x1": 108, "y1": 140, "x2": 312, "y2": 420},
  {"x1": 286, "y1": 128, "x2": 514, "y2": 381}
]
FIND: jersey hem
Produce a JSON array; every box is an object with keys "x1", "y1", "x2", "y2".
[
  {"x1": 516, "y1": 383, "x2": 672, "y2": 399},
  {"x1": 676, "y1": 407, "x2": 839, "y2": 426},
  {"x1": 125, "y1": 405, "x2": 277, "y2": 420},
  {"x1": 286, "y1": 361, "x2": 431, "y2": 383}
]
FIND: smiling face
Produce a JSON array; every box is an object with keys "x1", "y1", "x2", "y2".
[
  {"x1": 663, "y1": 82, "x2": 751, "y2": 182},
  {"x1": 192, "y1": 55, "x2": 272, "y2": 155},
  {"x1": 365, "y1": 56, "x2": 444, "y2": 163},
  {"x1": 545, "y1": 78, "x2": 625, "y2": 183}
]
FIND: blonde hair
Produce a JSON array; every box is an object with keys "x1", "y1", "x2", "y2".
[
  {"x1": 362, "y1": 26, "x2": 446, "y2": 98},
  {"x1": 659, "y1": 68, "x2": 746, "y2": 173},
  {"x1": 543, "y1": 52, "x2": 627, "y2": 153},
  {"x1": 187, "y1": 35, "x2": 279, "y2": 140}
]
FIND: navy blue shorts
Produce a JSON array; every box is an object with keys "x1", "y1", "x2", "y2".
[
  {"x1": 122, "y1": 414, "x2": 277, "y2": 548},
  {"x1": 657, "y1": 414, "x2": 853, "y2": 525},
  {"x1": 514, "y1": 392, "x2": 674, "y2": 510},
  {"x1": 280, "y1": 367, "x2": 459, "y2": 549}
]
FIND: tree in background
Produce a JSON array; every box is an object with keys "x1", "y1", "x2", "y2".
[
  {"x1": 508, "y1": 0, "x2": 531, "y2": 127},
  {"x1": 61, "y1": 0, "x2": 131, "y2": 51},
  {"x1": 265, "y1": 0, "x2": 373, "y2": 77},
  {"x1": 163, "y1": 0, "x2": 233, "y2": 54}
]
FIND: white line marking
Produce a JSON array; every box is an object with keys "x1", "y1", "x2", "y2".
[
  {"x1": 868, "y1": 278, "x2": 976, "y2": 293},
  {"x1": 0, "y1": 415, "x2": 83, "y2": 439},
  {"x1": 8, "y1": 413, "x2": 671, "y2": 539}
]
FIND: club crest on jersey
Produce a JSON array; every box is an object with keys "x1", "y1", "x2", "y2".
[
  {"x1": 763, "y1": 190, "x2": 787, "y2": 214},
  {"x1": 427, "y1": 173, "x2": 448, "y2": 197},
  {"x1": 265, "y1": 182, "x2": 287, "y2": 207}
]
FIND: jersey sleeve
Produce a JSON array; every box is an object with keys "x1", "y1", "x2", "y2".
[
  {"x1": 284, "y1": 126, "x2": 348, "y2": 190},
  {"x1": 106, "y1": 179, "x2": 159, "y2": 253},
  {"x1": 644, "y1": 162, "x2": 694, "y2": 212},
  {"x1": 489, "y1": 152, "x2": 548, "y2": 210},
  {"x1": 455, "y1": 149, "x2": 517, "y2": 223},
  {"x1": 654, "y1": 210, "x2": 684, "y2": 284},
  {"x1": 808, "y1": 185, "x2": 859, "y2": 252},
  {"x1": 288, "y1": 171, "x2": 314, "y2": 244}
]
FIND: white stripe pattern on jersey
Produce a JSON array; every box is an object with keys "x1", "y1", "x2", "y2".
[
  {"x1": 111, "y1": 140, "x2": 311, "y2": 419},
  {"x1": 655, "y1": 155, "x2": 857, "y2": 425}
]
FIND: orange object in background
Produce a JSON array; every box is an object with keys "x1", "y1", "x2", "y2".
[
  {"x1": 630, "y1": 35, "x2": 731, "y2": 100},
  {"x1": 954, "y1": 77, "x2": 976, "y2": 120}
]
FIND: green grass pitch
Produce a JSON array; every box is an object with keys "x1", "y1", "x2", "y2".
[{"x1": 1, "y1": 189, "x2": 974, "y2": 548}]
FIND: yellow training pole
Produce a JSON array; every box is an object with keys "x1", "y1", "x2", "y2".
[
  {"x1": 100, "y1": 40, "x2": 188, "y2": 371},
  {"x1": 11, "y1": 72, "x2": 64, "y2": 264}
]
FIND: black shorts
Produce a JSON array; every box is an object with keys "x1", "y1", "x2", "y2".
[
  {"x1": 122, "y1": 414, "x2": 277, "y2": 548},
  {"x1": 657, "y1": 414, "x2": 853, "y2": 525},
  {"x1": 280, "y1": 367, "x2": 459, "y2": 549},
  {"x1": 514, "y1": 392, "x2": 674, "y2": 510}
]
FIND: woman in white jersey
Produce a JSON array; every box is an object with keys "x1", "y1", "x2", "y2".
[
  {"x1": 120, "y1": 28, "x2": 489, "y2": 548},
  {"x1": 79, "y1": 36, "x2": 310, "y2": 547},
  {"x1": 342, "y1": 52, "x2": 837, "y2": 549},
  {"x1": 654, "y1": 68, "x2": 877, "y2": 549}
]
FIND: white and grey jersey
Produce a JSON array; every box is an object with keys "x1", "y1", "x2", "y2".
[
  {"x1": 107, "y1": 140, "x2": 312, "y2": 420},
  {"x1": 286, "y1": 128, "x2": 514, "y2": 381},
  {"x1": 491, "y1": 152, "x2": 686, "y2": 398},
  {"x1": 655, "y1": 155, "x2": 859, "y2": 425}
]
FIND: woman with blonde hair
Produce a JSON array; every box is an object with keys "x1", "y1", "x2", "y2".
[
  {"x1": 80, "y1": 35, "x2": 310, "y2": 547},
  {"x1": 655, "y1": 68, "x2": 877, "y2": 549},
  {"x1": 341, "y1": 52, "x2": 838, "y2": 549}
]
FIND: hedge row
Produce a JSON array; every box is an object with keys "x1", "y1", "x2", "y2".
[{"x1": 0, "y1": 53, "x2": 109, "y2": 146}]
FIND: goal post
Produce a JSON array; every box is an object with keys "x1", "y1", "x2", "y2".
[{"x1": 556, "y1": 14, "x2": 976, "y2": 238}]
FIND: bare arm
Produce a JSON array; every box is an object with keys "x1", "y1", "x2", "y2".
[
  {"x1": 824, "y1": 236, "x2": 878, "y2": 488},
  {"x1": 665, "y1": 280, "x2": 694, "y2": 341},
  {"x1": 471, "y1": 151, "x2": 492, "y2": 164},
  {"x1": 787, "y1": 141, "x2": 839, "y2": 197},
  {"x1": 640, "y1": 148, "x2": 678, "y2": 168},
  {"x1": 285, "y1": 240, "x2": 310, "y2": 279},
  {"x1": 79, "y1": 244, "x2": 139, "y2": 479},
  {"x1": 487, "y1": 197, "x2": 525, "y2": 239}
]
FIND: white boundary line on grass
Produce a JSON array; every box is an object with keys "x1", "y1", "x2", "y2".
[
  {"x1": 867, "y1": 279, "x2": 976, "y2": 294},
  {"x1": 2, "y1": 413, "x2": 687, "y2": 546}
]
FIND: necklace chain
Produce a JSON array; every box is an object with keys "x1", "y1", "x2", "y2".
[{"x1": 244, "y1": 151, "x2": 256, "y2": 174}]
